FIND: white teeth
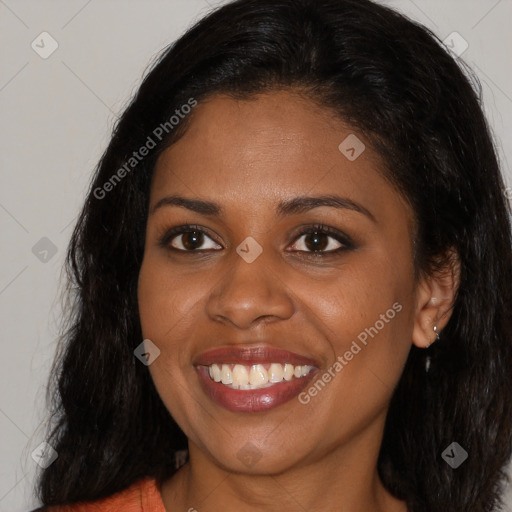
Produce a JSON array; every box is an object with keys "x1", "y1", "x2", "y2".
[
  {"x1": 283, "y1": 364, "x2": 294, "y2": 381},
  {"x1": 232, "y1": 364, "x2": 249, "y2": 387},
  {"x1": 269, "y1": 363, "x2": 284, "y2": 383},
  {"x1": 221, "y1": 364, "x2": 232, "y2": 384},
  {"x1": 207, "y1": 362, "x2": 313, "y2": 390},
  {"x1": 211, "y1": 363, "x2": 222, "y2": 382},
  {"x1": 249, "y1": 364, "x2": 268, "y2": 386}
]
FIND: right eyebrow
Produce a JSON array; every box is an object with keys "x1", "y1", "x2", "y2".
[{"x1": 150, "y1": 195, "x2": 222, "y2": 216}]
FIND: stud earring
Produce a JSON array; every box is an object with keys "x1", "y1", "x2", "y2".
[
  {"x1": 426, "y1": 325, "x2": 440, "y2": 348},
  {"x1": 426, "y1": 326, "x2": 440, "y2": 374}
]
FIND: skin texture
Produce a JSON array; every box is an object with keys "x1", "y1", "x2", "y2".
[{"x1": 137, "y1": 90, "x2": 459, "y2": 511}]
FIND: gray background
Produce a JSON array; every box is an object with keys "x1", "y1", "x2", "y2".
[{"x1": 1, "y1": 0, "x2": 511, "y2": 510}]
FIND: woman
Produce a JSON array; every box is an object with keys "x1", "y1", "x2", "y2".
[{"x1": 34, "y1": 0, "x2": 512, "y2": 510}]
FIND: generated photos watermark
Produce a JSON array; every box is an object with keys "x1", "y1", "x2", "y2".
[
  {"x1": 134, "y1": 339, "x2": 161, "y2": 366},
  {"x1": 441, "y1": 442, "x2": 469, "y2": 469},
  {"x1": 298, "y1": 301, "x2": 403, "y2": 404},
  {"x1": 237, "y1": 441, "x2": 263, "y2": 468},
  {"x1": 94, "y1": 98, "x2": 197, "y2": 200},
  {"x1": 31, "y1": 441, "x2": 58, "y2": 469}
]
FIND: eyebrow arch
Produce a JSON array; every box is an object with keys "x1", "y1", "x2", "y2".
[
  {"x1": 150, "y1": 194, "x2": 376, "y2": 222},
  {"x1": 151, "y1": 195, "x2": 221, "y2": 216},
  {"x1": 276, "y1": 195, "x2": 376, "y2": 222}
]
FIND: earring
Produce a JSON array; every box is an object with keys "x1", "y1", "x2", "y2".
[
  {"x1": 426, "y1": 325, "x2": 440, "y2": 373},
  {"x1": 426, "y1": 325, "x2": 440, "y2": 348}
]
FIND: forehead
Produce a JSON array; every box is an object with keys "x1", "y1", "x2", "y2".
[{"x1": 150, "y1": 90, "x2": 412, "y2": 229}]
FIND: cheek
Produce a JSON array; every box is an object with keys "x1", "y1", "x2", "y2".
[
  {"x1": 137, "y1": 258, "x2": 199, "y2": 423},
  {"x1": 137, "y1": 255, "x2": 203, "y2": 341},
  {"x1": 304, "y1": 255, "x2": 409, "y2": 331},
  {"x1": 310, "y1": 255, "x2": 414, "y2": 385},
  {"x1": 137, "y1": 259, "x2": 164, "y2": 339}
]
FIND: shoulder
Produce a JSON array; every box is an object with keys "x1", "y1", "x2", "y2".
[{"x1": 32, "y1": 476, "x2": 166, "y2": 512}]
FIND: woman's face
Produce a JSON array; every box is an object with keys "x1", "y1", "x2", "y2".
[{"x1": 138, "y1": 90, "x2": 421, "y2": 475}]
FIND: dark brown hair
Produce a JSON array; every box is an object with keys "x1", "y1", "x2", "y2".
[{"x1": 36, "y1": 1, "x2": 512, "y2": 510}]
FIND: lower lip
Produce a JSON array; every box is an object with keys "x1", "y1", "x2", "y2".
[{"x1": 196, "y1": 366, "x2": 318, "y2": 413}]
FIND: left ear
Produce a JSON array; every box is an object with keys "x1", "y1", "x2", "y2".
[{"x1": 412, "y1": 248, "x2": 460, "y2": 348}]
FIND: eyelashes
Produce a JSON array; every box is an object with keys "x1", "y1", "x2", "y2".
[{"x1": 157, "y1": 223, "x2": 355, "y2": 257}]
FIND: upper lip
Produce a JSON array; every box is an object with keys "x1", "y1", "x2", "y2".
[{"x1": 193, "y1": 345, "x2": 320, "y2": 368}]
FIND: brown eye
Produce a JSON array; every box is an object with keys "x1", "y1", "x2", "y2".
[
  {"x1": 179, "y1": 230, "x2": 204, "y2": 251},
  {"x1": 291, "y1": 228, "x2": 346, "y2": 253},
  {"x1": 303, "y1": 232, "x2": 331, "y2": 252},
  {"x1": 160, "y1": 225, "x2": 222, "y2": 252}
]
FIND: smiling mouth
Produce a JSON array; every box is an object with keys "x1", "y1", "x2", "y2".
[
  {"x1": 205, "y1": 362, "x2": 315, "y2": 390},
  {"x1": 193, "y1": 345, "x2": 320, "y2": 412}
]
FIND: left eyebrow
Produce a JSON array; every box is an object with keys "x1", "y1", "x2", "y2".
[
  {"x1": 150, "y1": 193, "x2": 376, "y2": 223},
  {"x1": 275, "y1": 194, "x2": 376, "y2": 223}
]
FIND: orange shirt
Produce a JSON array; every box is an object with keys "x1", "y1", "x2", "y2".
[{"x1": 45, "y1": 477, "x2": 166, "y2": 512}]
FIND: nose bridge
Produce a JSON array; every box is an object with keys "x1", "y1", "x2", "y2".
[{"x1": 206, "y1": 241, "x2": 294, "y2": 329}]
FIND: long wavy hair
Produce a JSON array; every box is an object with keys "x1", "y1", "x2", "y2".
[{"x1": 35, "y1": 0, "x2": 512, "y2": 510}]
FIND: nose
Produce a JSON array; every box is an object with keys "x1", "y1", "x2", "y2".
[{"x1": 205, "y1": 247, "x2": 295, "y2": 330}]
